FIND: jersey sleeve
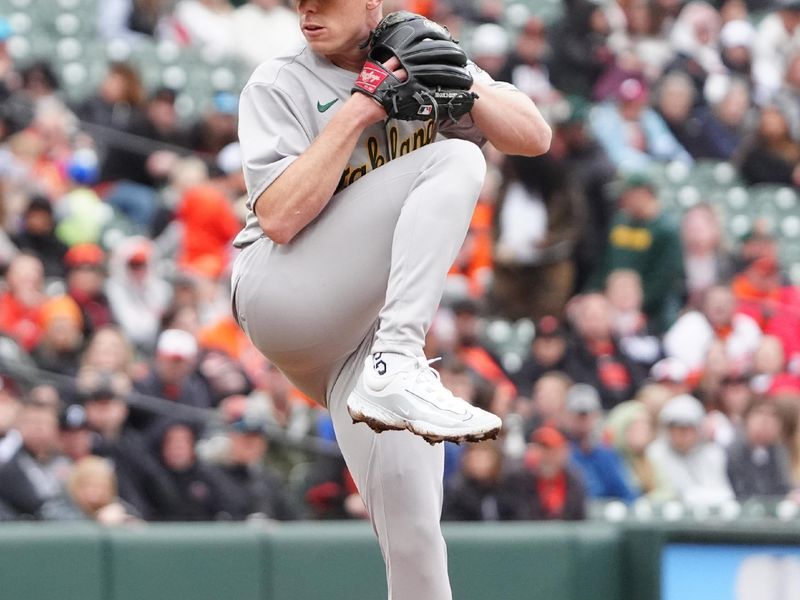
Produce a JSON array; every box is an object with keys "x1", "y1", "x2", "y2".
[
  {"x1": 238, "y1": 81, "x2": 313, "y2": 212},
  {"x1": 436, "y1": 61, "x2": 520, "y2": 146}
]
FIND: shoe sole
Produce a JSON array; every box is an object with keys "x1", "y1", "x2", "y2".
[{"x1": 347, "y1": 391, "x2": 501, "y2": 446}]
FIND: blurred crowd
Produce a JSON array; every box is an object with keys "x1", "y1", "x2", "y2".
[{"x1": 1, "y1": 0, "x2": 800, "y2": 525}]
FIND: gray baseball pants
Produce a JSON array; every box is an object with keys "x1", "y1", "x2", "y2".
[{"x1": 231, "y1": 138, "x2": 486, "y2": 600}]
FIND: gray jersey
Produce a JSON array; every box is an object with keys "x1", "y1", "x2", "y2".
[{"x1": 234, "y1": 43, "x2": 517, "y2": 248}]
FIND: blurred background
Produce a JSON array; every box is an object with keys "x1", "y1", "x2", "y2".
[{"x1": 1, "y1": 0, "x2": 800, "y2": 598}]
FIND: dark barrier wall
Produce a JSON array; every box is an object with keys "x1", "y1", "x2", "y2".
[{"x1": 0, "y1": 521, "x2": 797, "y2": 600}]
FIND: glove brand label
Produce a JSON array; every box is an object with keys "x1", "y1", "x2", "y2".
[{"x1": 354, "y1": 63, "x2": 389, "y2": 94}]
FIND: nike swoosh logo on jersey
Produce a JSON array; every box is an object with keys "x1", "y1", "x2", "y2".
[{"x1": 317, "y1": 98, "x2": 339, "y2": 113}]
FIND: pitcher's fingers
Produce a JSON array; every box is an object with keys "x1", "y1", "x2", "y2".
[
  {"x1": 382, "y1": 57, "x2": 408, "y2": 82},
  {"x1": 383, "y1": 56, "x2": 401, "y2": 70}
]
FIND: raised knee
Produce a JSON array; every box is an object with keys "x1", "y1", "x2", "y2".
[
  {"x1": 439, "y1": 139, "x2": 486, "y2": 182},
  {"x1": 423, "y1": 139, "x2": 486, "y2": 205}
]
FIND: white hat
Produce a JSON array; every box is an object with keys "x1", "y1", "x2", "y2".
[
  {"x1": 650, "y1": 357, "x2": 690, "y2": 384},
  {"x1": 156, "y1": 329, "x2": 198, "y2": 359},
  {"x1": 720, "y1": 20, "x2": 755, "y2": 49},
  {"x1": 566, "y1": 384, "x2": 602, "y2": 414},
  {"x1": 659, "y1": 394, "x2": 705, "y2": 427},
  {"x1": 470, "y1": 23, "x2": 510, "y2": 57}
]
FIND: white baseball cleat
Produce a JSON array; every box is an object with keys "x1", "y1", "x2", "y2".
[{"x1": 347, "y1": 355, "x2": 502, "y2": 445}]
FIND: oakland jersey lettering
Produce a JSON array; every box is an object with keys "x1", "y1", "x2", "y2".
[{"x1": 337, "y1": 122, "x2": 436, "y2": 192}]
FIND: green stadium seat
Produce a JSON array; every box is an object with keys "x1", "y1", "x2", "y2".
[
  {"x1": 727, "y1": 213, "x2": 752, "y2": 238},
  {"x1": 155, "y1": 40, "x2": 181, "y2": 64},
  {"x1": 665, "y1": 160, "x2": 691, "y2": 184},
  {"x1": 677, "y1": 184, "x2": 701, "y2": 208},
  {"x1": 774, "y1": 186, "x2": 798, "y2": 211},
  {"x1": 780, "y1": 215, "x2": 800, "y2": 239},
  {"x1": 725, "y1": 186, "x2": 749, "y2": 210},
  {"x1": 106, "y1": 38, "x2": 134, "y2": 62},
  {"x1": 7, "y1": 11, "x2": 31, "y2": 34},
  {"x1": 55, "y1": 36, "x2": 83, "y2": 62}
]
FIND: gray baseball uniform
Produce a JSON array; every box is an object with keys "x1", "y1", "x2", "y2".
[{"x1": 232, "y1": 43, "x2": 515, "y2": 600}]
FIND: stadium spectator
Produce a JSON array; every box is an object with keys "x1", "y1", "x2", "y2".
[
  {"x1": 751, "y1": 335, "x2": 800, "y2": 397},
  {"x1": 655, "y1": 71, "x2": 710, "y2": 159},
  {"x1": 731, "y1": 244, "x2": 800, "y2": 363},
  {"x1": 0, "y1": 253, "x2": 46, "y2": 351},
  {"x1": 513, "y1": 316, "x2": 569, "y2": 398},
  {"x1": 217, "y1": 412, "x2": 296, "y2": 521},
  {"x1": 649, "y1": 357, "x2": 693, "y2": 397},
  {"x1": 775, "y1": 52, "x2": 800, "y2": 142},
  {"x1": 67, "y1": 455, "x2": 141, "y2": 525},
  {"x1": 448, "y1": 299, "x2": 516, "y2": 403},
  {"x1": 563, "y1": 293, "x2": 647, "y2": 410},
  {"x1": 548, "y1": 0, "x2": 614, "y2": 97},
  {"x1": 63, "y1": 243, "x2": 113, "y2": 337},
  {"x1": 604, "y1": 400, "x2": 672, "y2": 500},
  {"x1": 492, "y1": 153, "x2": 585, "y2": 321},
  {"x1": 186, "y1": 91, "x2": 239, "y2": 160},
  {"x1": 680, "y1": 203, "x2": 736, "y2": 309},
  {"x1": 719, "y1": 19, "x2": 755, "y2": 80},
  {"x1": 604, "y1": 269, "x2": 661, "y2": 369},
  {"x1": 80, "y1": 370, "x2": 180, "y2": 520},
  {"x1": 132, "y1": 329, "x2": 214, "y2": 430},
  {"x1": 512, "y1": 425, "x2": 587, "y2": 520},
  {"x1": 77, "y1": 62, "x2": 145, "y2": 132},
  {"x1": 548, "y1": 96, "x2": 616, "y2": 290},
  {"x1": 727, "y1": 399, "x2": 793, "y2": 500},
  {"x1": 496, "y1": 17, "x2": 558, "y2": 106},
  {"x1": 443, "y1": 441, "x2": 519, "y2": 521},
  {"x1": 171, "y1": 0, "x2": 236, "y2": 57},
  {"x1": 519, "y1": 370, "x2": 572, "y2": 440},
  {"x1": 10, "y1": 195, "x2": 67, "y2": 278},
  {"x1": 0, "y1": 375, "x2": 22, "y2": 466},
  {"x1": 614, "y1": 1, "x2": 673, "y2": 81},
  {"x1": 31, "y1": 295, "x2": 85, "y2": 376},
  {"x1": 151, "y1": 420, "x2": 246, "y2": 520},
  {"x1": 563, "y1": 383, "x2": 637, "y2": 502},
  {"x1": 666, "y1": 1, "x2": 724, "y2": 98},
  {"x1": 98, "y1": 0, "x2": 171, "y2": 42},
  {"x1": 664, "y1": 284, "x2": 762, "y2": 375},
  {"x1": 0, "y1": 400, "x2": 76, "y2": 519},
  {"x1": 58, "y1": 404, "x2": 93, "y2": 463},
  {"x1": 174, "y1": 184, "x2": 240, "y2": 275},
  {"x1": 739, "y1": 105, "x2": 800, "y2": 186},
  {"x1": 647, "y1": 393, "x2": 734, "y2": 507},
  {"x1": 231, "y1": 0, "x2": 304, "y2": 68},
  {"x1": 467, "y1": 23, "x2": 510, "y2": 79},
  {"x1": 587, "y1": 172, "x2": 684, "y2": 332},
  {"x1": 752, "y1": 0, "x2": 800, "y2": 103},
  {"x1": 105, "y1": 236, "x2": 172, "y2": 351},
  {"x1": 79, "y1": 326, "x2": 137, "y2": 379},
  {"x1": 589, "y1": 77, "x2": 692, "y2": 171},
  {"x1": 707, "y1": 371, "x2": 754, "y2": 449}
]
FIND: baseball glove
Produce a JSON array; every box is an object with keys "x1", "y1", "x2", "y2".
[{"x1": 352, "y1": 11, "x2": 478, "y2": 122}]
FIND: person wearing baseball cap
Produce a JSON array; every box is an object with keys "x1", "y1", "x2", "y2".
[
  {"x1": 514, "y1": 316, "x2": 568, "y2": 397},
  {"x1": 0, "y1": 375, "x2": 22, "y2": 465},
  {"x1": 130, "y1": 329, "x2": 213, "y2": 431},
  {"x1": 64, "y1": 243, "x2": 113, "y2": 336},
  {"x1": 646, "y1": 394, "x2": 734, "y2": 507},
  {"x1": 58, "y1": 404, "x2": 93, "y2": 463},
  {"x1": 516, "y1": 426, "x2": 586, "y2": 520},
  {"x1": 563, "y1": 383, "x2": 636, "y2": 502}
]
